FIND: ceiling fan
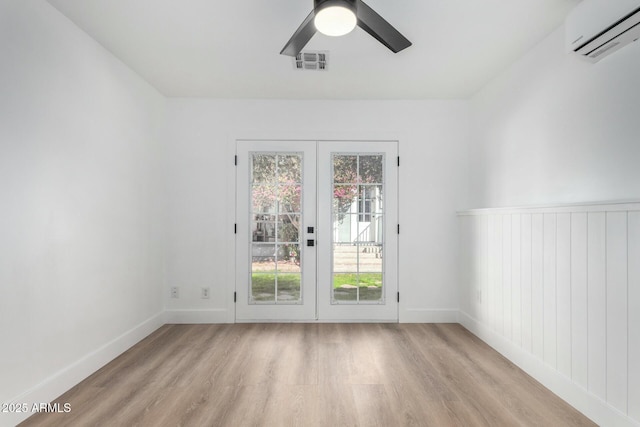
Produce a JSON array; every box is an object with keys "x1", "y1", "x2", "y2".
[{"x1": 280, "y1": 0, "x2": 412, "y2": 57}]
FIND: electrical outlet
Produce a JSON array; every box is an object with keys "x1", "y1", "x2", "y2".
[
  {"x1": 171, "y1": 287, "x2": 179, "y2": 298},
  {"x1": 201, "y1": 287, "x2": 210, "y2": 299}
]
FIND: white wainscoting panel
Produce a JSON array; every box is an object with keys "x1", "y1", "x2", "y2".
[
  {"x1": 511, "y1": 214, "x2": 522, "y2": 347},
  {"x1": 556, "y1": 213, "x2": 572, "y2": 379},
  {"x1": 489, "y1": 214, "x2": 504, "y2": 335},
  {"x1": 629, "y1": 212, "x2": 640, "y2": 422},
  {"x1": 503, "y1": 215, "x2": 513, "y2": 342},
  {"x1": 543, "y1": 213, "x2": 557, "y2": 368},
  {"x1": 531, "y1": 214, "x2": 544, "y2": 361},
  {"x1": 570, "y1": 212, "x2": 589, "y2": 390},
  {"x1": 588, "y1": 212, "x2": 607, "y2": 401},
  {"x1": 607, "y1": 212, "x2": 628, "y2": 413},
  {"x1": 458, "y1": 201, "x2": 640, "y2": 427},
  {"x1": 478, "y1": 215, "x2": 489, "y2": 323},
  {"x1": 521, "y1": 214, "x2": 533, "y2": 354}
]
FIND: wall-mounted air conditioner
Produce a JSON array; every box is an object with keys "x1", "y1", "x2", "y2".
[{"x1": 566, "y1": 0, "x2": 640, "y2": 62}]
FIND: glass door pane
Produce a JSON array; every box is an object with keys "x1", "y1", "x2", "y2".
[
  {"x1": 331, "y1": 154, "x2": 384, "y2": 304},
  {"x1": 250, "y1": 153, "x2": 303, "y2": 304}
]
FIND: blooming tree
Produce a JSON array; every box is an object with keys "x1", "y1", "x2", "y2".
[{"x1": 251, "y1": 153, "x2": 383, "y2": 248}]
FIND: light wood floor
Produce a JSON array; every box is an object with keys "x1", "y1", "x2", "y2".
[{"x1": 21, "y1": 323, "x2": 595, "y2": 427}]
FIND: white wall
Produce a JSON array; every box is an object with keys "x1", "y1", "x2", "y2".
[
  {"x1": 0, "y1": 1, "x2": 166, "y2": 422},
  {"x1": 461, "y1": 23, "x2": 640, "y2": 427},
  {"x1": 163, "y1": 99, "x2": 470, "y2": 322},
  {"x1": 469, "y1": 27, "x2": 640, "y2": 208}
]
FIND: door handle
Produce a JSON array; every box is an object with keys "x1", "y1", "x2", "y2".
[{"x1": 307, "y1": 239, "x2": 315, "y2": 247}]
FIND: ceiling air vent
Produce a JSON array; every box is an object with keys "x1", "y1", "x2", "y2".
[{"x1": 293, "y1": 51, "x2": 329, "y2": 71}]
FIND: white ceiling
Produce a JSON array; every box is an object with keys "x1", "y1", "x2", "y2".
[{"x1": 47, "y1": 0, "x2": 580, "y2": 99}]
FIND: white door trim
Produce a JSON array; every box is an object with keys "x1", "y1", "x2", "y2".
[
  {"x1": 230, "y1": 134, "x2": 403, "y2": 323},
  {"x1": 235, "y1": 140, "x2": 317, "y2": 322},
  {"x1": 317, "y1": 140, "x2": 399, "y2": 322}
]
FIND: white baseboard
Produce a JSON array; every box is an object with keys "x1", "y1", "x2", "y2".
[
  {"x1": 459, "y1": 311, "x2": 639, "y2": 427},
  {"x1": 164, "y1": 309, "x2": 230, "y2": 324},
  {"x1": 400, "y1": 308, "x2": 459, "y2": 323},
  {"x1": 4, "y1": 312, "x2": 164, "y2": 426}
]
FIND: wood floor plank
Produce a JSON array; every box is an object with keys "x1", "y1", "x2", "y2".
[
  {"x1": 19, "y1": 324, "x2": 595, "y2": 427},
  {"x1": 352, "y1": 384, "x2": 396, "y2": 427}
]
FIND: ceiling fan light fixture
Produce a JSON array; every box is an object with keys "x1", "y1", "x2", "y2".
[
  {"x1": 314, "y1": 1, "x2": 357, "y2": 37},
  {"x1": 280, "y1": 0, "x2": 411, "y2": 57}
]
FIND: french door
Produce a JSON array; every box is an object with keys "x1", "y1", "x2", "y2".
[{"x1": 235, "y1": 140, "x2": 398, "y2": 322}]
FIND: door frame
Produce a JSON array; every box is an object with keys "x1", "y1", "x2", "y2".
[
  {"x1": 228, "y1": 132, "x2": 403, "y2": 323},
  {"x1": 235, "y1": 140, "x2": 318, "y2": 322},
  {"x1": 316, "y1": 140, "x2": 399, "y2": 322}
]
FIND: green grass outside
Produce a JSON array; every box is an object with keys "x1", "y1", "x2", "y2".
[
  {"x1": 332, "y1": 273, "x2": 383, "y2": 301},
  {"x1": 250, "y1": 272, "x2": 383, "y2": 302},
  {"x1": 251, "y1": 272, "x2": 382, "y2": 288},
  {"x1": 333, "y1": 273, "x2": 382, "y2": 288},
  {"x1": 251, "y1": 272, "x2": 300, "y2": 301}
]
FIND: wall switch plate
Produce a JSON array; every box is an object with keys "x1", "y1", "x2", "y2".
[
  {"x1": 171, "y1": 287, "x2": 179, "y2": 298},
  {"x1": 201, "y1": 287, "x2": 210, "y2": 299}
]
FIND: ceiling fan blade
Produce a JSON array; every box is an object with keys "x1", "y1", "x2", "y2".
[
  {"x1": 355, "y1": 0, "x2": 412, "y2": 53},
  {"x1": 280, "y1": 10, "x2": 317, "y2": 57}
]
